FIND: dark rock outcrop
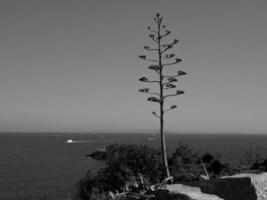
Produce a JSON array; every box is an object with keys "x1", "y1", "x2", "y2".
[
  {"x1": 223, "y1": 173, "x2": 267, "y2": 200},
  {"x1": 86, "y1": 150, "x2": 107, "y2": 160},
  {"x1": 186, "y1": 177, "x2": 257, "y2": 200}
]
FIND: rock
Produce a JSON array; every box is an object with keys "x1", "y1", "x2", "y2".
[
  {"x1": 164, "y1": 184, "x2": 224, "y2": 200},
  {"x1": 223, "y1": 173, "x2": 267, "y2": 200},
  {"x1": 185, "y1": 177, "x2": 257, "y2": 200},
  {"x1": 86, "y1": 149, "x2": 107, "y2": 160}
]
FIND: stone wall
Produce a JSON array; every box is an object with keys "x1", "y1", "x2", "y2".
[{"x1": 223, "y1": 173, "x2": 267, "y2": 200}]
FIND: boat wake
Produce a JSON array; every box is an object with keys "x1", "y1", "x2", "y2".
[
  {"x1": 66, "y1": 137, "x2": 157, "y2": 144},
  {"x1": 66, "y1": 139, "x2": 93, "y2": 143}
]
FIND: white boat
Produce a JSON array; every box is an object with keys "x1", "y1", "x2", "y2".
[{"x1": 66, "y1": 139, "x2": 74, "y2": 143}]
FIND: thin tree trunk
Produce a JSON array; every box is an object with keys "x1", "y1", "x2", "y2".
[
  {"x1": 158, "y1": 18, "x2": 171, "y2": 178},
  {"x1": 160, "y1": 103, "x2": 170, "y2": 178}
]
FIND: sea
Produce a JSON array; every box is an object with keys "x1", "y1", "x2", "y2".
[{"x1": 1, "y1": 132, "x2": 267, "y2": 200}]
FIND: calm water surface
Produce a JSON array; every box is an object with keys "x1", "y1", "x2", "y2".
[{"x1": 1, "y1": 133, "x2": 267, "y2": 200}]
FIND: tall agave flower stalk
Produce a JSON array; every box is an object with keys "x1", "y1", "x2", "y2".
[{"x1": 139, "y1": 13, "x2": 186, "y2": 178}]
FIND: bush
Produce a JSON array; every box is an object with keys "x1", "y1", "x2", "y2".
[
  {"x1": 75, "y1": 144, "x2": 164, "y2": 199},
  {"x1": 75, "y1": 143, "x2": 243, "y2": 200},
  {"x1": 169, "y1": 143, "x2": 202, "y2": 182},
  {"x1": 151, "y1": 190, "x2": 191, "y2": 200},
  {"x1": 95, "y1": 164, "x2": 134, "y2": 192},
  {"x1": 105, "y1": 144, "x2": 163, "y2": 183},
  {"x1": 73, "y1": 171, "x2": 96, "y2": 200},
  {"x1": 250, "y1": 158, "x2": 267, "y2": 171},
  {"x1": 199, "y1": 152, "x2": 238, "y2": 177}
]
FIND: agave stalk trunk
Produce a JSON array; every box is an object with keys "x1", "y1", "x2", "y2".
[{"x1": 157, "y1": 16, "x2": 171, "y2": 178}]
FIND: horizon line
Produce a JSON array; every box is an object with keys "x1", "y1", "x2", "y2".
[{"x1": 0, "y1": 131, "x2": 266, "y2": 135}]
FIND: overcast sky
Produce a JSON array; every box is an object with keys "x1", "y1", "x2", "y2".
[{"x1": 0, "y1": 0, "x2": 267, "y2": 133}]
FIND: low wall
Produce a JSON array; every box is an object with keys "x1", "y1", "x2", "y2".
[
  {"x1": 185, "y1": 177, "x2": 257, "y2": 200},
  {"x1": 223, "y1": 173, "x2": 267, "y2": 200}
]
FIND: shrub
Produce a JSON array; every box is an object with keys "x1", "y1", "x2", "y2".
[
  {"x1": 74, "y1": 171, "x2": 96, "y2": 200},
  {"x1": 250, "y1": 158, "x2": 267, "y2": 172},
  {"x1": 151, "y1": 190, "x2": 191, "y2": 200},
  {"x1": 75, "y1": 143, "x2": 242, "y2": 199},
  {"x1": 75, "y1": 144, "x2": 164, "y2": 199},
  {"x1": 199, "y1": 152, "x2": 238, "y2": 177},
  {"x1": 168, "y1": 143, "x2": 202, "y2": 182},
  {"x1": 95, "y1": 164, "x2": 134, "y2": 192},
  {"x1": 105, "y1": 144, "x2": 163, "y2": 183}
]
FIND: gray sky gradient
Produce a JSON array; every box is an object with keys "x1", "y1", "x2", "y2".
[{"x1": 0, "y1": 0, "x2": 267, "y2": 133}]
